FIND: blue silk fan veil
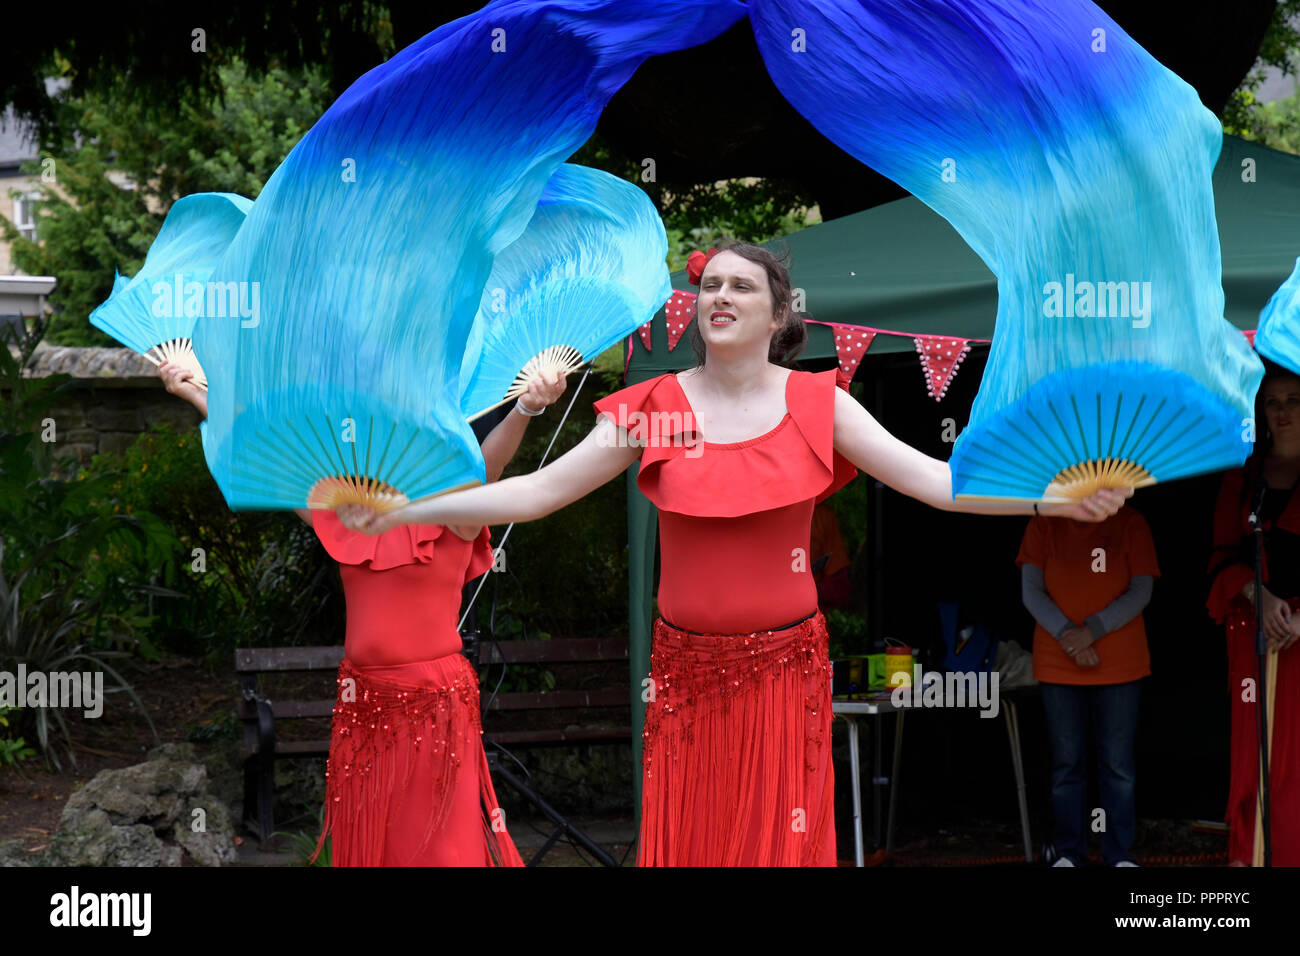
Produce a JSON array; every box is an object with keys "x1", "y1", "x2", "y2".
[
  {"x1": 1257, "y1": 258, "x2": 1300, "y2": 375},
  {"x1": 459, "y1": 163, "x2": 671, "y2": 422},
  {"x1": 177, "y1": 0, "x2": 746, "y2": 512},
  {"x1": 89, "y1": 193, "x2": 253, "y2": 389},
  {"x1": 750, "y1": 0, "x2": 1263, "y2": 501}
]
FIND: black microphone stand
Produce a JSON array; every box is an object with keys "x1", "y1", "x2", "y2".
[{"x1": 1247, "y1": 477, "x2": 1273, "y2": 867}]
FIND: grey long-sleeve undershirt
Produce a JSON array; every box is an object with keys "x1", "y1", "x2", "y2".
[{"x1": 1020, "y1": 563, "x2": 1154, "y2": 641}]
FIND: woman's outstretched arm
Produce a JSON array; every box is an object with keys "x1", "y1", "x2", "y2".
[
  {"x1": 831, "y1": 387, "x2": 1130, "y2": 520},
  {"x1": 338, "y1": 416, "x2": 641, "y2": 534}
]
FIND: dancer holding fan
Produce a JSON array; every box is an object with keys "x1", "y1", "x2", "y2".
[
  {"x1": 339, "y1": 242, "x2": 1132, "y2": 866},
  {"x1": 159, "y1": 360, "x2": 565, "y2": 866},
  {"x1": 1207, "y1": 361, "x2": 1300, "y2": 867}
]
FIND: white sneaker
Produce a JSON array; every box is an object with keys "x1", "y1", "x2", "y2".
[
  {"x1": 1114, "y1": 861, "x2": 1139, "y2": 867},
  {"x1": 1052, "y1": 858, "x2": 1075, "y2": 867}
]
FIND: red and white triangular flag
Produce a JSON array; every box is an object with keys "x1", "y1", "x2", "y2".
[
  {"x1": 826, "y1": 323, "x2": 876, "y2": 379},
  {"x1": 635, "y1": 320, "x2": 653, "y2": 352},
  {"x1": 914, "y1": 335, "x2": 972, "y2": 401},
  {"x1": 664, "y1": 289, "x2": 695, "y2": 351}
]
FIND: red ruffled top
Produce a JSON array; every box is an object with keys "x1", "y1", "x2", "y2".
[
  {"x1": 595, "y1": 369, "x2": 857, "y2": 633},
  {"x1": 312, "y1": 511, "x2": 494, "y2": 666},
  {"x1": 1207, "y1": 458, "x2": 1300, "y2": 623}
]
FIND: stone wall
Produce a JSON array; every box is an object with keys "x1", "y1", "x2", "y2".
[{"x1": 16, "y1": 345, "x2": 202, "y2": 466}]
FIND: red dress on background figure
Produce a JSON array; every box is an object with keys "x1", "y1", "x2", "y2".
[
  {"x1": 1207, "y1": 460, "x2": 1300, "y2": 866},
  {"x1": 310, "y1": 511, "x2": 523, "y2": 866},
  {"x1": 594, "y1": 368, "x2": 857, "y2": 866}
]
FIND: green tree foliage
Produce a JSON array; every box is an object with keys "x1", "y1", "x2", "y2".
[
  {"x1": 2, "y1": 5, "x2": 395, "y2": 149},
  {"x1": 2, "y1": 60, "x2": 331, "y2": 346},
  {"x1": 1231, "y1": 89, "x2": 1300, "y2": 155},
  {"x1": 80, "y1": 423, "x2": 344, "y2": 657},
  {"x1": 1222, "y1": 0, "x2": 1300, "y2": 141}
]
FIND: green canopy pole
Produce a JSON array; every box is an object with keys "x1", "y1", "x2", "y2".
[{"x1": 626, "y1": 462, "x2": 657, "y2": 817}]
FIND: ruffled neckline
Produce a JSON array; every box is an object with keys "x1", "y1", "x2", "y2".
[
  {"x1": 311, "y1": 509, "x2": 492, "y2": 574},
  {"x1": 594, "y1": 368, "x2": 857, "y2": 518}
]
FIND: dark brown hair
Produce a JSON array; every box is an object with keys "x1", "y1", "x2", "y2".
[
  {"x1": 687, "y1": 240, "x2": 808, "y2": 367},
  {"x1": 1252, "y1": 358, "x2": 1300, "y2": 462}
]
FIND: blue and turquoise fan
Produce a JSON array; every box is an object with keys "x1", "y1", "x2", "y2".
[
  {"x1": 189, "y1": 0, "x2": 747, "y2": 513},
  {"x1": 458, "y1": 163, "x2": 671, "y2": 422},
  {"x1": 88, "y1": 192, "x2": 253, "y2": 389},
  {"x1": 749, "y1": 0, "x2": 1262, "y2": 501},
  {"x1": 1256, "y1": 257, "x2": 1300, "y2": 375},
  {"x1": 948, "y1": 363, "x2": 1245, "y2": 499}
]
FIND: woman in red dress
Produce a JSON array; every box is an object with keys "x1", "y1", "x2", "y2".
[
  {"x1": 1207, "y1": 363, "x2": 1300, "y2": 866},
  {"x1": 159, "y1": 361, "x2": 564, "y2": 866},
  {"x1": 339, "y1": 241, "x2": 1131, "y2": 866}
]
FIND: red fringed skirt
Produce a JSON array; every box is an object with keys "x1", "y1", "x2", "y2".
[
  {"x1": 1224, "y1": 609, "x2": 1300, "y2": 866},
  {"x1": 638, "y1": 611, "x2": 836, "y2": 866},
  {"x1": 313, "y1": 654, "x2": 523, "y2": 867}
]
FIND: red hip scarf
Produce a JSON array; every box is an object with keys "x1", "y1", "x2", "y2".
[
  {"x1": 638, "y1": 611, "x2": 836, "y2": 866},
  {"x1": 313, "y1": 654, "x2": 522, "y2": 867}
]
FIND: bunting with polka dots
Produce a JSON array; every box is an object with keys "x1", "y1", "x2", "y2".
[
  {"x1": 629, "y1": 294, "x2": 998, "y2": 403},
  {"x1": 663, "y1": 289, "x2": 696, "y2": 351},
  {"x1": 914, "y1": 334, "x2": 973, "y2": 401},
  {"x1": 634, "y1": 318, "x2": 653, "y2": 351},
  {"x1": 810, "y1": 321, "x2": 876, "y2": 378},
  {"x1": 826, "y1": 323, "x2": 878, "y2": 379}
]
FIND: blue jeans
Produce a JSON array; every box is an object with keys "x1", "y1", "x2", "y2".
[{"x1": 1039, "y1": 680, "x2": 1142, "y2": 865}]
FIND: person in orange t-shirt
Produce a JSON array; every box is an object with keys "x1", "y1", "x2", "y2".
[{"x1": 1017, "y1": 505, "x2": 1159, "y2": 866}]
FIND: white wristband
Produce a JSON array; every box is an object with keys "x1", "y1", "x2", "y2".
[{"x1": 515, "y1": 399, "x2": 544, "y2": 417}]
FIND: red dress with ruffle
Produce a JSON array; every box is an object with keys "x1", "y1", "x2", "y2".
[
  {"x1": 594, "y1": 369, "x2": 857, "y2": 866},
  {"x1": 310, "y1": 511, "x2": 523, "y2": 867},
  {"x1": 1207, "y1": 462, "x2": 1300, "y2": 865}
]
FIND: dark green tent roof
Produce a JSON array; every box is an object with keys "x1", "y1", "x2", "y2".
[{"x1": 628, "y1": 134, "x2": 1300, "y2": 374}]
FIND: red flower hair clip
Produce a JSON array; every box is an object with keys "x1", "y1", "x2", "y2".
[{"x1": 686, "y1": 248, "x2": 721, "y2": 286}]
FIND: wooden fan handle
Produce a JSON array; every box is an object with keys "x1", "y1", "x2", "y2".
[{"x1": 1252, "y1": 648, "x2": 1280, "y2": 866}]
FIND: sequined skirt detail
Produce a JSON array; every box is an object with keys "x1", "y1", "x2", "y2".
[
  {"x1": 638, "y1": 611, "x2": 835, "y2": 866},
  {"x1": 313, "y1": 654, "x2": 522, "y2": 867}
]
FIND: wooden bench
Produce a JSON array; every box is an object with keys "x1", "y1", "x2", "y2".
[
  {"x1": 235, "y1": 638, "x2": 632, "y2": 852},
  {"x1": 479, "y1": 637, "x2": 631, "y2": 745},
  {"x1": 235, "y1": 646, "x2": 342, "y2": 848},
  {"x1": 476, "y1": 636, "x2": 630, "y2": 866}
]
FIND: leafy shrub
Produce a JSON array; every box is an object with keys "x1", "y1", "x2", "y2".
[
  {"x1": 81, "y1": 422, "x2": 344, "y2": 659},
  {"x1": 0, "y1": 708, "x2": 36, "y2": 768},
  {"x1": 1, "y1": 325, "x2": 170, "y2": 765}
]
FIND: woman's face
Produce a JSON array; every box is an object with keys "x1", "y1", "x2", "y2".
[
  {"x1": 696, "y1": 251, "x2": 781, "y2": 356},
  {"x1": 1263, "y1": 375, "x2": 1300, "y2": 443}
]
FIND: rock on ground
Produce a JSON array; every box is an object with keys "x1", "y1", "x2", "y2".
[{"x1": 48, "y1": 743, "x2": 237, "y2": 867}]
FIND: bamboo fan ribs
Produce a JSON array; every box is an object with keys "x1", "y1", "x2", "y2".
[
  {"x1": 950, "y1": 363, "x2": 1243, "y2": 502},
  {"x1": 221, "y1": 405, "x2": 471, "y2": 514},
  {"x1": 513, "y1": 345, "x2": 585, "y2": 399},
  {"x1": 458, "y1": 164, "x2": 670, "y2": 423},
  {"x1": 146, "y1": 338, "x2": 208, "y2": 389}
]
